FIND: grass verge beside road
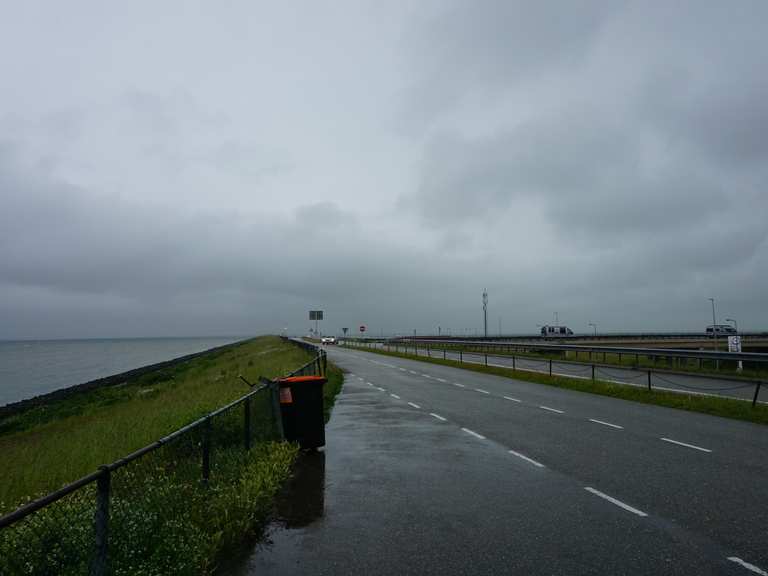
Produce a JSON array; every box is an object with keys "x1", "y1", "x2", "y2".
[{"x1": 351, "y1": 346, "x2": 768, "y2": 426}]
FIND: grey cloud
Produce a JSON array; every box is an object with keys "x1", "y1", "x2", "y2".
[{"x1": 1, "y1": 1, "x2": 767, "y2": 338}]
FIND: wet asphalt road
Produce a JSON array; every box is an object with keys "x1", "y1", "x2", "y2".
[{"x1": 237, "y1": 346, "x2": 768, "y2": 576}]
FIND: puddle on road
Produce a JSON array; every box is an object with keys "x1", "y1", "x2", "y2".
[{"x1": 218, "y1": 450, "x2": 326, "y2": 575}]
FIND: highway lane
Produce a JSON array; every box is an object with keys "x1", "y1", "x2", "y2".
[
  {"x1": 240, "y1": 346, "x2": 768, "y2": 575},
  {"x1": 374, "y1": 343, "x2": 766, "y2": 403}
]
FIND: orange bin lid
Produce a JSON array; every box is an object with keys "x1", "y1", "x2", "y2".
[{"x1": 279, "y1": 376, "x2": 326, "y2": 383}]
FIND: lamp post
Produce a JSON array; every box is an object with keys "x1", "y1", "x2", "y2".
[
  {"x1": 708, "y1": 298, "x2": 717, "y2": 351},
  {"x1": 588, "y1": 322, "x2": 597, "y2": 337}
]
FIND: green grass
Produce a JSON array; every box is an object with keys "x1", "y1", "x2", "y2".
[
  {"x1": 0, "y1": 336, "x2": 313, "y2": 512},
  {"x1": 352, "y1": 345, "x2": 768, "y2": 426},
  {"x1": 0, "y1": 336, "x2": 347, "y2": 575}
]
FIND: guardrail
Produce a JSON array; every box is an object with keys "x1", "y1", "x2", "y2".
[
  {"x1": 388, "y1": 338, "x2": 768, "y2": 364},
  {"x1": 343, "y1": 339, "x2": 766, "y2": 407},
  {"x1": 0, "y1": 341, "x2": 325, "y2": 575}
]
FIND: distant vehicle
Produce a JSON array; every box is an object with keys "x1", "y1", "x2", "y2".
[
  {"x1": 540, "y1": 325, "x2": 574, "y2": 337},
  {"x1": 321, "y1": 336, "x2": 337, "y2": 344},
  {"x1": 706, "y1": 325, "x2": 737, "y2": 335}
]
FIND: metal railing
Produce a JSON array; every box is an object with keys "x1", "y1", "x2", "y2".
[
  {"x1": 344, "y1": 340, "x2": 766, "y2": 407},
  {"x1": 0, "y1": 342, "x2": 325, "y2": 575}
]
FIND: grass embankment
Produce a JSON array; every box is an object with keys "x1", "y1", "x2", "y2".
[
  {"x1": 353, "y1": 345, "x2": 768, "y2": 426},
  {"x1": 0, "y1": 336, "x2": 311, "y2": 510},
  {"x1": 1, "y1": 336, "x2": 346, "y2": 575}
]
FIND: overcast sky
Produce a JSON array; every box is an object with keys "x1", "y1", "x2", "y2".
[{"x1": 1, "y1": 0, "x2": 767, "y2": 339}]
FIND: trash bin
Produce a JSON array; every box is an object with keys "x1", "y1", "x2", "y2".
[{"x1": 277, "y1": 376, "x2": 326, "y2": 449}]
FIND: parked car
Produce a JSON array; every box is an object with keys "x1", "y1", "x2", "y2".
[
  {"x1": 321, "y1": 337, "x2": 337, "y2": 344},
  {"x1": 705, "y1": 325, "x2": 737, "y2": 335}
]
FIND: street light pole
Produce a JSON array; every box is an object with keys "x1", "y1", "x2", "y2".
[
  {"x1": 482, "y1": 289, "x2": 488, "y2": 338},
  {"x1": 588, "y1": 322, "x2": 597, "y2": 337},
  {"x1": 709, "y1": 298, "x2": 717, "y2": 351}
]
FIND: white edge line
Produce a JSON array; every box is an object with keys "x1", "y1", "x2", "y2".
[
  {"x1": 660, "y1": 437, "x2": 712, "y2": 453},
  {"x1": 407, "y1": 402, "x2": 421, "y2": 408},
  {"x1": 728, "y1": 557, "x2": 768, "y2": 576},
  {"x1": 584, "y1": 487, "x2": 648, "y2": 517},
  {"x1": 503, "y1": 396, "x2": 522, "y2": 402},
  {"x1": 508, "y1": 449, "x2": 545, "y2": 468},
  {"x1": 429, "y1": 412, "x2": 447, "y2": 421},
  {"x1": 589, "y1": 418, "x2": 624, "y2": 430},
  {"x1": 460, "y1": 427, "x2": 486, "y2": 440},
  {"x1": 390, "y1": 393, "x2": 401, "y2": 399},
  {"x1": 539, "y1": 405, "x2": 564, "y2": 414},
  {"x1": 474, "y1": 388, "x2": 490, "y2": 394}
]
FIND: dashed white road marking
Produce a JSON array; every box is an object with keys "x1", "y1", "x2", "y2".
[
  {"x1": 422, "y1": 373, "x2": 432, "y2": 378},
  {"x1": 589, "y1": 419, "x2": 623, "y2": 430},
  {"x1": 584, "y1": 487, "x2": 648, "y2": 517},
  {"x1": 430, "y1": 413, "x2": 447, "y2": 421},
  {"x1": 660, "y1": 437, "x2": 712, "y2": 453},
  {"x1": 366, "y1": 382, "x2": 374, "y2": 386},
  {"x1": 436, "y1": 377, "x2": 447, "y2": 383},
  {"x1": 453, "y1": 382, "x2": 465, "y2": 388},
  {"x1": 539, "y1": 405, "x2": 564, "y2": 414},
  {"x1": 409, "y1": 370, "x2": 419, "y2": 375},
  {"x1": 474, "y1": 388, "x2": 490, "y2": 394},
  {"x1": 408, "y1": 402, "x2": 421, "y2": 409},
  {"x1": 390, "y1": 393, "x2": 401, "y2": 399},
  {"x1": 461, "y1": 427, "x2": 486, "y2": 440},
  {"x1": 399, "y1": 368, "x2": 407, "y2": 372},
  {"x1": 376, "y1": 387, "x2": 386, "y2": 392},
  {"x1": 508, "y1": 449, "x2": 545, "y2": 468},
  {"x1": 728, "y1": 557, "x2": 768, "y2": 575},
  {"x1": 503, "y1": 396, "x2": 522, "y2": 403},
  {"x1": 357, "y1": 377, "x2": 364, "y2": 381}
]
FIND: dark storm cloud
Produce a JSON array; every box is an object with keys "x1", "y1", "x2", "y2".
[{"x1": 1, "y1": 0, "x2": 767, "y2": 338}]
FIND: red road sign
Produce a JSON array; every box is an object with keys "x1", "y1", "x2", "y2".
[{"x1": 359, "y1": 325, "x2": 366, "y2": 333}]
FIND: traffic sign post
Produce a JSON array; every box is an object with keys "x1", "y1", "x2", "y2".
[
  {"x1": 309, "y1": 310, "x2": 324, "y2": 337},
  {"x1": 728, "y1": 336, "x2": 743, "y2": 371}
]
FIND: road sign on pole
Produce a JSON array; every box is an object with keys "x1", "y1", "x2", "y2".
[
  {"x1": 309, "y1": 311, "x2": 324, "y2": 336},
  {"x1": 359, "y1": 325, "x2": 366, "y2": 334},
  {"x1": 729, "y1": 335, "x2": 743, "y2": 371}
]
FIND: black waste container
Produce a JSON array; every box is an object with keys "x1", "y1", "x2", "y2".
[{"x1": 278, "y1": 376, "x2": 326, "y2": 449}]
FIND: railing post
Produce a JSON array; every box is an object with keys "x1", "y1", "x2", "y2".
[
  {"x1": 269, "y1": 380, "x2": 285, "y2": 440},
  {"x1": 427, "y1": 346, "x2": 430, "y2": 358},
  {"x1": 647, "y1": 370, "x2": 652, "y2": 391},
  {"x1": 244, "y1": 396, "x2": 252, "y2": 451},
  {"x1": 484, "y1": 353, "x2": 488, "y2": 366},
  {"x1": 443, "y1": 349, "x2": 446, "y2": 360},
  {"x1": 459, "y1": 350, "x2": 463, "y2": 363},
  {"x1": 90, "y1": 466, "x2": 111, "y2": 576},
  {"x1": 591, "y1": 364, "x2": 595, "y2": 381},
  {"x1": 202, "y1": 417, "x2": 211, "y2": 483},
  {"x1": 753, "y1": 382, "x2": 762, "y2": 408},
  {"x1": 549, "y1": 358, "x2": 552, "y2": 376},
  {"x1": 512, "y1": 355, "x2": 516, "y2": 371}
]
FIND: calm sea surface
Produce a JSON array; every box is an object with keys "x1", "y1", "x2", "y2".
[{"x1": 0, "y1": 337, "x2": 244, "y2": 407}]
